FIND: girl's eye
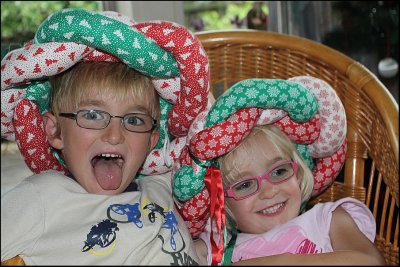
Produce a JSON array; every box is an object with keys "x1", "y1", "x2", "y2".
[
  {"x1": 269, "y1": 163, "x2": 293, "y2": 180},
  {"x1": 270, "y1": 167, "x2": 288, "y2": 177},
  {"x1": 232, "y1": 179, "x2": 257, "y2": 192}
]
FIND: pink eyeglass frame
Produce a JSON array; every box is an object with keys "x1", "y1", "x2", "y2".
[{"x1": 225, "y1": 160, "x2": 299, "y2": 201}]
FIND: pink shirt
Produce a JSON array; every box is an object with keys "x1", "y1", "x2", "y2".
[
  {"x1": 200, "y1": 197, "x2": 375, "y2": 264},
  {"x1": 232, "y1": 197, "x2": 375, "y2": 261}
]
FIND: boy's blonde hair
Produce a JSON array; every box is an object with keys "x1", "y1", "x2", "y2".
[
  {"x1": 218, "y1": 124, "x2": 314, "y2": 205},
  {"x1": 49, "y1": 61, "x2": 160, "y2": 136}
]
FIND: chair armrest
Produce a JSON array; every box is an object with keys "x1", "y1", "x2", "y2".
[{"x1": 1, "y1": 256, "x2": 25, "y2": 266}]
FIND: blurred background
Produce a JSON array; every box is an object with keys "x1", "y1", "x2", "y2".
[{"x1": 2, "y1": 1, "x2": 398, "y2": 101}]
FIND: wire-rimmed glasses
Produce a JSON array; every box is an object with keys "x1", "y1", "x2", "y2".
[{"x1": 59, "y1": 109, "x2": 158, "y2": 133}]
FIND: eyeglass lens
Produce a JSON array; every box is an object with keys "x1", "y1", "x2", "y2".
[
  {"x1": 76, "y1": 110, "x2": 154, "y2": 132},
  {"x1": 230, "y1": 161, "x2": 295, "y2": 199}
]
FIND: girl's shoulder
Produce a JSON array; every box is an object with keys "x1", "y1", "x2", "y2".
[{"x1": 313, "y1": 197, "x2": 376, "y2": 242}]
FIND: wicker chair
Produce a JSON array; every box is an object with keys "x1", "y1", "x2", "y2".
[
  {"x1": 2, "y1": 29, "x2": 398, "y2": 266},
  {"x1": 195, "y1": 29, "x2": 399, "y2": 265}
]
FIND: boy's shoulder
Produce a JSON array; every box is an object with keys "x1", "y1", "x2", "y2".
[
  {"x1": 15, "y1": 170, "x2": 85, "y2": 195},
  {"x1": 26, "y1": 170, "x2": 78, "y2": 184},
  {"x1": 136, "y1": 172, "x2": 174, "y2": 201},
  {"x1": 136, "y1": 172, "x2": 172, "y2": 188}
]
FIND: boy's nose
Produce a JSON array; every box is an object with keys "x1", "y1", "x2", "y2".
[
  {"x1": 258, "y1": 180, "x2": 278, "y2": 199},
  {"x1": 101, "y1": 118, "x2": 125, "y2": 145}
]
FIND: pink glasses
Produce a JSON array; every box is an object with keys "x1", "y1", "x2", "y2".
[{"x1": 225, "y1": 160, "x2": 298, "y2": 200}]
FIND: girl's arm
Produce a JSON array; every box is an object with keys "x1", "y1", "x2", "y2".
[
  {"x1": 328, "y1": 206, "x2": 385, "y2": 264},
  {"x1": 231, "y1": 206, "x2": 386, "y2": 265},
  {"x1": 194, "y1": 238, "x2": 208, "y2": 265}
]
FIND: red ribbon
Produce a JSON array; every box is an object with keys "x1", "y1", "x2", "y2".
[{"x1": 204, "y1": 165, "x2": 226, "y2": 265}]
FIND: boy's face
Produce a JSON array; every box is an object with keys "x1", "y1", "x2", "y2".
[
  {"x1": 225, "y1": 134, "x2": 301, "y2": 234},
  {"x1": 47, "y1": 90, "x2": 159, "y2": 195}
]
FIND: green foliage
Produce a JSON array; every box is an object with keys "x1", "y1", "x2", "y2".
[
  {"x1": 185, "y1": 1, "x2": 269, "y2": 32},
  {"x1": 1, "y1": 1, "x2": 100, "y2": 44},
  {"x1": 204, "y1": 1, "x2": 253, "y2": 30}
]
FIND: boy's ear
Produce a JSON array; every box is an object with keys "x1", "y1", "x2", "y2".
[
  {"x1": 43, "y1": 112, "x2": 64, "y2": 150},
  {"x1": 148, "y1": 130, "x2": 159, "y2": 152}
]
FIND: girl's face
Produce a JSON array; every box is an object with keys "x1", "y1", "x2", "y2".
[
  {"x1": 49, "y1": 90, "x2": 159, "y2": 195},
  {"x1": 225, "y1": 135, "x2": 302, "y2": 234}
]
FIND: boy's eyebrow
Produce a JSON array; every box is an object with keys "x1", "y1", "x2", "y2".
[
  {"x1": 131, "y1": 105, "x2": 152, "y2": 114},
  {"x1": 79, "y1": 99, "x2": 105, "y2": 107},
  {"x1": 78, "y1": 100, "x2": 150, "y2": 114}
]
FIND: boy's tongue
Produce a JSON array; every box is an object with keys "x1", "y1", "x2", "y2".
[{"x1": 93, "y1": 157, "x2": 123, "y2": 190}]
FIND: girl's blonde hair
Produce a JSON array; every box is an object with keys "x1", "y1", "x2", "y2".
[
  {"x1": 218, "y1": 124, "x2": 314, "y2": 206},
  {"x1": 49, "y1": 61, "x2": 160, "y2": 136}
]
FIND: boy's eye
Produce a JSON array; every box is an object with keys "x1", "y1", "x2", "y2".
[
  {"x1": 82, "y1": 110, "x2": 104, "y2": 121},
  {"x1": 125, "y1": 115, "x2": 145, "y2": 126}
]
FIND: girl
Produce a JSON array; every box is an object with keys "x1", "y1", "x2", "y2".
[{"x1": 196, "y1": 124, "x2": 385, "y2": 265}]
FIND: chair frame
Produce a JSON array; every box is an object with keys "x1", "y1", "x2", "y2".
[{"x1": 195, "y1": 29, "x2": 399, "y2": 265}]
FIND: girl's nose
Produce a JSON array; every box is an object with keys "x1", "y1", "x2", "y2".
[
  {"x1": 101, "y1": 118, "x2": 125, "y2": 145},
  {"x1": 258, "y1": 179, "x2": 279, "y2": 199}
]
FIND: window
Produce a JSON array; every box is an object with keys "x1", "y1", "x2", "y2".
[{"x1": 183, "y1": 1, "x2": 269, "y2": 32}]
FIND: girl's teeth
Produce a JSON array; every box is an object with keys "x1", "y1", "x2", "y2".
[{"x1": 260, "y1": 203, "x2": 284, "y2": 214}]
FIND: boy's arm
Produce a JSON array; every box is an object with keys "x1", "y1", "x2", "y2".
[
  {"x1": 230, "y1": 207, "x2": 386, "y2": 266},
  {"x1": 1, "y1": 181, "x2": 44, "y2": 262}
]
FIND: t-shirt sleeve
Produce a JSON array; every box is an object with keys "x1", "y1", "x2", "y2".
[
  {"x1": 1, "y1": 180, "x2": 45, "y2": 261},
  {"x1": 138, "y1": 172, "x2": 172, "y2": 193},
  {"x1": 318, "y1": 197, "x2": 376, "y2": 242}
]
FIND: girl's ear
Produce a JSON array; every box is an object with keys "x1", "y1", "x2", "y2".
[{"x1": 43, "y1": 112, "x2": 64, "y2": 150}]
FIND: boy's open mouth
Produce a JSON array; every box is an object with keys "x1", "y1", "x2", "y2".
[{"x1": 91, "y1": 153, "x2": 124, "y2": 190}]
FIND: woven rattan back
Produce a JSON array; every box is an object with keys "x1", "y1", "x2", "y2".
[{"x1": 196, "y1": 29, "x2": 399, "y2": 265}]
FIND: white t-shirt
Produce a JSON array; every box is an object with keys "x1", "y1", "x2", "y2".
[{"x1": 1, "y1": 170, "x2": 200, "y2": 265}]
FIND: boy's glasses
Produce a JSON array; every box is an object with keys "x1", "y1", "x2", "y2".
[
  {"x1": 59, "y1": 109, "x2": 158, "y2": 133},
  {"x1": 225, "y1": 160, "x2": 298, "y2": 201}
]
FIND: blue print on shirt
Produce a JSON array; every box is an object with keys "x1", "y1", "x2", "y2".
[
  {"x1": 107, "y1": 203, "x2": 143, "y2": 228},
  {"x1": 143, "y1": 202, "x2": 166, "y2": 222},
  {"x1": 82, "y1": 200, "x2": 197, "y2": 265},
  {"x1": 82, "y1": 219, "x2": 119, "y2": 252},
  {"x1": 162, "y1": 211, "x2": 179, "y2": 250},
  {"x1": 143, "y1": 202, "x2": 181, "y2": 252}
]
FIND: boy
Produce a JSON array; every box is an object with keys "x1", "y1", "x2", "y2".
[{"x1": 1, "y1": 61, "x2": 200, "y2": 265}]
